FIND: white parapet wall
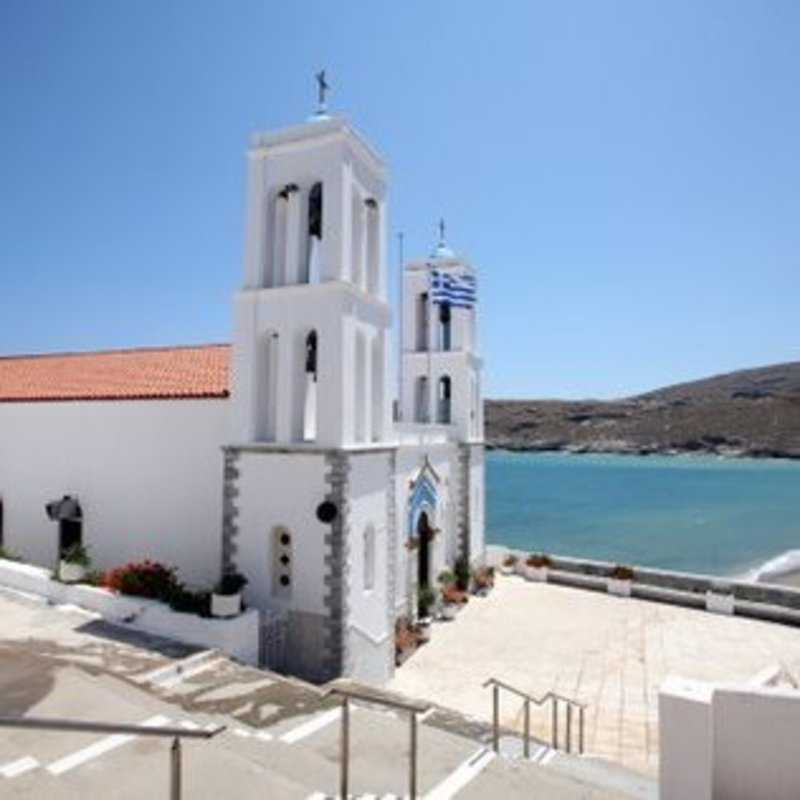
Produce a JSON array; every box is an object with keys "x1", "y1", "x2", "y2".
[
  {"x1": 660, "y1": 675, "x2": 800, "y2": 800},
  {"x1": 0, "y1": 558, "x2": 259, "y2": 666}
]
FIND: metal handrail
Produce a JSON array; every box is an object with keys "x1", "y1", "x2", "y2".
[
  {"x1": 0, "y1": 716, "x2": 225, "y2": 799},
  {"x1": 324, "y1": 687, "x2": 432, "y2": 800},
  {"x1": 482, "y1": 677, "x2": 586, "y2": 757}
]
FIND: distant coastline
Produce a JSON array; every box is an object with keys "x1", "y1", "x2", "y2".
[{"x1": 486, "y1": 360, "x2": 800, "y2": 461}]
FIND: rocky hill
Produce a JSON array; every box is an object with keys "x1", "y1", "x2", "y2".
[{"x1": 486, "y1": 362, "x2": 800, "y2": 459}]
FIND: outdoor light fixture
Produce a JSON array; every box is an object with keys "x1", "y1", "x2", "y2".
[{"x1": 45, "y1": 495, "x2": 82, "y2": 522}]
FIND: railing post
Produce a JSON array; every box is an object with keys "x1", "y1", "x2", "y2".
[
  {"x1": 340, "y1": 698, "x2": 350, "y2": 800},
  {"x1": 579, "y1": 706, "x2": 585, "y2": 755},
  {"x1": 492, "y1": 684, "x2": 500, "y2": 753},
  {"x1": 551, "y1": 697, "x2": 558, "y2": 749},
  {"x1": 566, "y1": 703, "x2": 573, "y2": 754},
  {"x1": 170, "y1": 736, "x2": 181, "y2": 800},
  {"x1": 523, "y1": 699, "x2": 530, "y2": 759},
  {"x1": 409, "y1": 711, "x2": 418, "y2": 800}
]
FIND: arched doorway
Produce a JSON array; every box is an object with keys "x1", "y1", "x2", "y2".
[{"x1": 417, "y1": 511, "x2": 432, "y2": 589}]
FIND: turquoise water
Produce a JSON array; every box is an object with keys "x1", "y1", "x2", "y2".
[{"x1": 486, "y1": 450, "x2": 800, "y2": 576}]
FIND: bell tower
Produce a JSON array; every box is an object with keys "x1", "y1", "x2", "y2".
[
  {"x1": 230, "y1": 111, "x2": 392, "y2": 448},
  {"x1": 400, "y1": 224, "x2": 483, "y2": 442}
]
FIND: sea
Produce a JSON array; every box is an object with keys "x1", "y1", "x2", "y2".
[{"x1": 486, "y1": 450, "x2": 800, "y2": 580}]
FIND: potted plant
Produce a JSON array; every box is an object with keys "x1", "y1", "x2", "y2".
[
  {"x1": 59, "y1": 543, "x2": 91, "y2": 583},
  {"x1": 472, "y1": 566, "x2": 494, "y2": 595},
  {"x1": 525, "y1": 553, "x2": 552, "y2": 582},
  {"x1": 500, "y1": 553, "x2": 518, "y2": 576},
  {"x1": 608, "y1": 564, "x2": 635, "y2": 597},
  {"x1": 454, "y1": 556, "x2": 471, "y2": 591},
  {"x1": 395, "y1": 618, "x2": 420, "y2": 665},
  {"x1": 417, "y1": 585, "x2": 438, "y2": 624},
  {"x1": 211, "y1": 572, "x2": 248, "y2": 618},
  {"x1": 438, "y1": 570, "x2": 460, "y2": 620}
]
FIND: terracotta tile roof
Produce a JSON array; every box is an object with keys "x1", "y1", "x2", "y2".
[{"x1": 0, "y1": 344, "x2": 231, "y2": 402}]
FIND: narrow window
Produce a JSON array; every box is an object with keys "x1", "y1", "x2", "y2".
[
  {"x1": 307, "y1": 182, "x2": 323, "y2": 283},
  {"x1": 354, "y1": 331, "x2": 367, "y2": 442},
  {"x1": 303, "y1": 331, "x2": 318, "y2": 441},
  {"x1": 416, "y1": 293, "x2": 429, "y2": 351},
  {"x1": 439, "y1": 303, "x2": 451, "y2": 351},
  {"x1": 437, "y1": 376, "x2": 452, "y2": 424},
  {"x1": 415, "y1": 376, "x2": 429, "y2": 423},
  {"x1": 258, "y1": 332, "x2": 279, "y2": 441},
  {"x1": 363, "y1": 525, "x2": 376, "y2": 591},
  {"x1": 272, "y1": 527, "x2": 292, "y2": 597}
]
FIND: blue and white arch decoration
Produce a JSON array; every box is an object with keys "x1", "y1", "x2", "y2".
[{"x1": 408, "y1": 462, "x2": 440, "y2": 538}]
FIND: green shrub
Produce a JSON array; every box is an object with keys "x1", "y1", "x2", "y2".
[{"x1": 454, "y1": 557, "x2": 471, "y2": 591}]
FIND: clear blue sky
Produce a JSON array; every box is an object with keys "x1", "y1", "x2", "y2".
[{"x1": 1, "y1": 1, "x2": 798, "y2": 399}]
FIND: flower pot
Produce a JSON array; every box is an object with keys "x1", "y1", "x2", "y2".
[
  {"x1": 608, "y1": 578, "x2": 632, "y2": 597},
  {"x1": 705, "y1": 591, "x2": 734, "y2": 615},
  {"x1": 441, "y1": 603, "x2": 458, "y2": 621},
  {"x1": 211, "y1": 592, "x2": 242, "y2": 618},
  {"x1": 525, "y1": 566, "x2": 549, "y2": 582},
  {"x1": 59, "y1": 561, "x2": 86, "y2": 584},
  {"x1": 499, "y1": 563, "x2": 516, "y2": 576}
]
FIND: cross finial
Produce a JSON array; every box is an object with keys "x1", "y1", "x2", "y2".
[
  {"x1": 315, "y1": 69, "x2": 330, "y2": 115},
  {"x1": 438, "y1": 218, "x2": 446, "y2": 245}
]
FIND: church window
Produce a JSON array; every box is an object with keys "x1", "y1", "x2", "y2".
[
  {"x1": 355, "y1": 330, "x2": 368, "y2": 442},
  {"x1": 308, "y1": 183, "x2": 322, "y2": 239},
  {"x1": 439, "y1": 303, "x2": 451, "y2": 351},
  {"x1": 363, "y1": 525, "x2": 376, "y2": 591},
  {"x1": 307, "y1": 183, "x2": 323, "y2": 284},
  {"x1": 272, "y1": 527, "x2": 292, "y2": 597},
  {"x1": 415, "y1": 376, "x2": 429, "y2": 423},
  {"x1": 371, "y1": 334, "x2": 384, "y2": 442},
  {"x1": 258, "y1": 332, "x2": 279, "y2": 441},
  {"x1": 303, "y1": 331, "x2": 318, "y2": 441},
  {"x1": 365, "y1": 198, "x2": 379, "y2": 295},
  {"x1": 416, "y1": 293, "x2": 429, "y2": 351},
  {"x1": 437, "y1": 376, "x2": 452, "y2": 424}
]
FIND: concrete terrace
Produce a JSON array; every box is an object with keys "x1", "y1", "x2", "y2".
[{"x1": 389, "y1": 573, "x2": 800, "y2": 777}]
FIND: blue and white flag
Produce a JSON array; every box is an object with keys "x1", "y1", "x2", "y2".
[{"x1": 430, "y1": 269, "x2": 477, "y2": 309}]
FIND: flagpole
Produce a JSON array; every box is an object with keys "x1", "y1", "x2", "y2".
[{"x1": 397, "y1": 231, "x2": 404, "y2": 422}]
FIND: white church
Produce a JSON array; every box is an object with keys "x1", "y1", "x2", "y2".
[{"x1": 0, "y1": 92, "x2": 485, "y2": 684}]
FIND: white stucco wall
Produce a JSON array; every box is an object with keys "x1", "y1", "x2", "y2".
[
  {"x1": 660, "y1": 677, "x2": 800, "y2": 800},
  {"x1": 0, "y1": 399, "x2": 227, "y2": 586},
  {"x1": 234, "y1": 450, "x2": 329, "y2": 616},
  {"x1": 347, "y1": 452, "x2": 391, "y2": 640}
]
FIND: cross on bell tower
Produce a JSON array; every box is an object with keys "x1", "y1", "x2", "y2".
[{"x1": 314, "y1": 69, "x2": 330, "y2": 118}]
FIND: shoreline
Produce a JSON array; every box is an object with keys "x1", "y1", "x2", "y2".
[{"x1": 487, "y1": 442, "x2": 800, "y2": 461}]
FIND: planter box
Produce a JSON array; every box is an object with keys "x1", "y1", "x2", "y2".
[
  {"x1": 608, "y1": 578, "x2": 632, "y2": 597},
  {"x1": 59, "y1": 561, "x2": 87, "y2": 584},
  {"x1": 525, "y1": 566, "x2": 549, "y2": 582},
  {"x1": 211, "y1": 592, "x2": 242, "y2": 618},
  {"x1": 706, "y1": 591, "x2": 735, "y2": 615}
]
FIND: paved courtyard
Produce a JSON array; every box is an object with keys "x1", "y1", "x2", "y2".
[
  {"x1": 389, "y1": 573, "x2": 800, "y2": 777},
  {"x1": 0, "y1": 588, "x2": 646, "y2": 798}
]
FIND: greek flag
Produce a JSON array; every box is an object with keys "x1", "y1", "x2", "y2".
[{"x1": 430, "y1": 269, "x2": 477, "y2": 309}]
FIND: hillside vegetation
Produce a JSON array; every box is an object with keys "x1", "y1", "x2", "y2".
[{"x1": 486, "y1": 362, "x2": 800, "y2": 459}]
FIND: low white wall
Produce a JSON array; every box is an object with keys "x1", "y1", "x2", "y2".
[
  {"x1": 659, "y1": 677, "x2": 713, "y2": 800},
  {"x1": 660, "y1": 676, "x2": 800, "y2": 800},
  {"x1": 0, "y1": 558, "x2": 259, "y2": 665},
  {"x1": 712, "y1": 687, "x2": 800, "y2": 800}
]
